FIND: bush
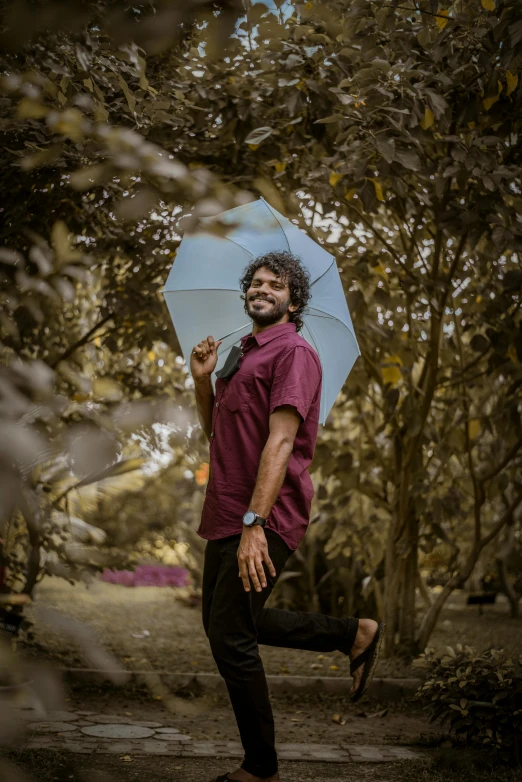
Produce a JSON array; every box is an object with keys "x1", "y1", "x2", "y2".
[{"x1": 414, "y1": 646, "x2": 522, "y2": 765}]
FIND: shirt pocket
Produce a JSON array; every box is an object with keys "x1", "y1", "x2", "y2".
[{"x1": 222, "y1": 374, "x2": 253, "y2": 413}]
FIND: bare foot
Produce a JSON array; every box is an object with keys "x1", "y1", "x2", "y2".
[
  {"x1": 218, "y1": 769, "x2": 280, "y2": 782},
  {"x1": 349, "y1": 618, "x2": 378, "y2": 695}
]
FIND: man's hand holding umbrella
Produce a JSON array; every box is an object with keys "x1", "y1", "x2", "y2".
[{"x1": 191, "y1": 335, "x2": 222, "y2": 379}]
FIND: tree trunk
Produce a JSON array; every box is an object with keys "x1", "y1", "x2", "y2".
[
  {"x1": 383, "y1": 518, "x2": 399, "y2": 656},
  {"x1": 345, "y1": 556, "x2": 356, "y2": 617},
  {"x1": 384, "y1": 438, "x2": 411, "y2": 656},
  {"x1": 417, "y1": 570, "x2": 433, "y2": 609},
  {"x1": 22, "y1": 532, "x2": 41, "y2": 597},
  {"x1": 496, "y1": 557, "x2": 519, "y2": 619},
  {"x1": 496, "y1": 520, "x2": 519, "y2": 618},
  {"x1": 0, "y1": 529, "x2": 10, "y2": 595},
  {"x1": 416, "y1": 576, "x2": 458, "y2": 652},
  {"x1": 308, "y1": 538, "x2": 320, "y2": 614},
  {"x1": 398, "y1": 511, "x2": 419, "y2": 653},
  {"x1": 372, "y1": 573, "x2": 385, "y2": 622}
]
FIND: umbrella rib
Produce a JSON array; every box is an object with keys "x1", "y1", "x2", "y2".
[
  {"x1": 305, "y1": 312, "x2": 361, "y2": 356},
  {"x1": 302, "y1": 322, "x2": 322, "y2": 360},
  {"x1": 307, "y1": 308, "x2": 355, "y2": 332},
  {"x1": 162, "y1": 287, "x2": 243, "y2": 294},
  {"x1": 261, "y1": 200, "x2": 291, "y2": 253},
  {"x1": 306, "y1": 311, "x2": 337, "y2": 320},
  {"x1": 310, "y1": 258, "x2": 336, "y2": 287},
  {"x1": 213, "y1": 232, "x2": 256, "y2": 259},
  {"x1": 263, "y1": 199, "x2": 336, "y2": 284}
]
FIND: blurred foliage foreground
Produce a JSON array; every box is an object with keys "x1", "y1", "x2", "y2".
[{"x1": 0, "y1": 0, "x2": 521, "y2": 694}]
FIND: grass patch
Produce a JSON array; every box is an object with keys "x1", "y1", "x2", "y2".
[
  {"x1": 3, "y1": 748, "x2": 522, "y2": 782},
  {"x1": 1, "y1": 749, "x2": 75, "y2": 781}
]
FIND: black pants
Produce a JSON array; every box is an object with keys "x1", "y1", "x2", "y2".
[{"x1": 202, "y1": 530, "x2": 359, "y2": 778}]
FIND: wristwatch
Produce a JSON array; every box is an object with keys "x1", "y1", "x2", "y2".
[{"x1": 242, "y1": 510, "x2": 267, "y2": 528}]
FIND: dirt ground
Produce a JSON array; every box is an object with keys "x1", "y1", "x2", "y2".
[
  {"x1": 7, "y1": 577, "x2": 522, "y2": 782},
  {"x1": 21, "y1": 577, "x2": 522, "y2": 680},
  {"x1": 3, "y1": 747, "x2": 522, "y2": 782},
  {"x1": 49, "y1": 684, "x2": 435, "y2": 747}
]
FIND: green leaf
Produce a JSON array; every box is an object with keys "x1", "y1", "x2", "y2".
[
  {"x1": 314, "y1": 114, "x2": 344, "y2": 124},
  {"x1": 375, "y1": 137, "x2": 395, "y2": 163},
  {"x1": 244, "y1": 126, "x2": 273, "y2": 144},
  {"x1": 118, "y1": 75, "x2": 136, "y2": 113},
  {"x1": 75, "y1": 457, "x2": 146, "y2": 489},
  {"x1": 394, "y1": 149, "x2": 421, "y2": 170}
]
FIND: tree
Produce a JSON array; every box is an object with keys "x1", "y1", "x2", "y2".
[
  {"x1": 0, "y1": 0, "x2": 247, "y2": 603},
  {"x1": 1, "y1": 0, "x2": 521, "y2": 657}
]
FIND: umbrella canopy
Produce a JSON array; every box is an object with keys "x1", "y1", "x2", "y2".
[{"x1": 162, "y1": 197, "x2": 360, "y2": 425}]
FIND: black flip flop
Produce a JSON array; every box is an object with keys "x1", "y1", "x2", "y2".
[
  {"x1": 215, "y1": 775, "x2": 232, "y2": 782},
  {"x1": 350, "y1": 622, "x2": 386, "y2": 703}
]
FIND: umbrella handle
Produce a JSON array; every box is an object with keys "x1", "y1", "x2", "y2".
[{"x1": 217, "y1": 322, "x2": 252, "y2": 343}]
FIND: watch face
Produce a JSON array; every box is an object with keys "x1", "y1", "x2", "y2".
[{"x1": 243, "y1": 511, "x2": 256, "y2": 526}]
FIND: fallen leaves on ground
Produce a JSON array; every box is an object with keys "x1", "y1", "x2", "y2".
[{"x1": 355, "y1": 708, "x2": 389, "y2": 719}]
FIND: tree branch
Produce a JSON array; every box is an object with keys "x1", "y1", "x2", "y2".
[
  {"x1": 343, "y1": 203, "x2": 425, "y2": 286},
  {"x1": 480, "y1": 434, "x2": 522, "y2": 483},
  {"x1": 480, "y1": 489, "x2": 522, "y2": 550},
  {"x1": 455, "y1": 309, "x2": 483, "y2": 543},
  {"x1": 50, "y1": 312, "x2": 115, "y2": 369}
]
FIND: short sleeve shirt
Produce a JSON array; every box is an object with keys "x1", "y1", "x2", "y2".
[{"x1": 197, "y1": 322, "x2": 322, "y2": 551}]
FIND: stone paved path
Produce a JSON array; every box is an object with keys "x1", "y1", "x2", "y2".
[{"x1": 16, "y1": 708, "x2": 424, "y2": 764}]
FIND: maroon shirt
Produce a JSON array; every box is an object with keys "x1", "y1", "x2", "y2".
[{"x1": 197, "y1": 322, "x2": 323, "y2": 551}]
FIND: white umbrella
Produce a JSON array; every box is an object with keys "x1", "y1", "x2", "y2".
[{"x1": 162, "y1": 198, "x2": 360, "y2": 425}]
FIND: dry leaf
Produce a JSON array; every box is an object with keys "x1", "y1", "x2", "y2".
[
  {"x1": 420, "y1": 107, "x2": 434, "y2": 130},
  {"x1": 368, "y1": 708, "x2": 389, "y2": 719},
  {"x1": 506, "y1": 71, "x2": 519, "y2": 97},
  {"x1": 435, "y1": 9, "x2": 449, "y2": 29},
  {"x1": 381, "y1": 355, "x2": 403, "y2": 386},
  {"x1": 483, "y1": 81, "x2": 502, "y2": 111},
  {"x1": 118, "y1": 75, "x2": 136, "y2": 113},
  {"x1": 467, "y1": 419, "x2": 481, "y2": 440},
  {"x1": 369, "y1": 178, "x2": 384, "y2": 201},
  {"x1": 16, "y1": 98, "x2": 48, "y2": 119}
]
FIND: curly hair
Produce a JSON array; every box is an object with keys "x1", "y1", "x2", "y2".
[{"x1": 239, "y1": 251, "x2": 311, "y2": 332}]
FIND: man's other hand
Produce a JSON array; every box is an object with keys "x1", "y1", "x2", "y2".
[{"x1": 237, "y1": 526, "x2": 276, "y2": 592}]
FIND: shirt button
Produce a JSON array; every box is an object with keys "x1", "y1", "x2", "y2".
[
  {"x1": 216, "y1": 402, "x2": 219, "y2": 407},
  {"x1": 210, "y1": 432, "x2": 214, "y2": 437}
]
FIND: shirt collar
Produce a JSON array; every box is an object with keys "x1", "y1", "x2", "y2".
[{"x1": 241, "y1": 321, "x2": 297, "y2": 348}]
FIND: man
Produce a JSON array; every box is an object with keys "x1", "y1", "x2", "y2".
[{"x1": 191, "y1": 251, "x2": 384, "y2": 782}]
